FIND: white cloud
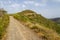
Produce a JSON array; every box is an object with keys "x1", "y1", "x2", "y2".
[
  {"x1": 35, "y1": 3, "x2": 40, "y2": 7},
  {"x1": 41, "y1": 0, "x2": 48, "y2": 3},
  {"x1": 34, "y1": 3, "x2": 47, "y2": 7},
  {"x1": 0, "y1": 1, "x2": 2, "y2": 5},
  {"x1": 24, "y1": 1, "x2": 34, "y2": 4},
  {"x1": 8, "y1": 3, "x2": 27, "y2": 11},
  {"x1": 24, "y1": 0, "x2": 47, "y2": 7},
  {"x1": 10, "y1": 3, "x2": 20, "y2": 8},
  {"x1": 0, "y1": 1, "x2": 4, "y2": 8},
  {"x1": 40, "y1": 0, "x2": 47, "y2": 6},
  {"x1": 8, "y1": 1, "x2": 12, "y2": 4},
  {"x1": 22, "y1": 4, "x2": 26, "y2": 8},
  {"x1": 40, "y1": 4, "x2": 46, "y2": 6},
  {"x1": 52, "y1": 0, "x2": 60, "y2": 2}
]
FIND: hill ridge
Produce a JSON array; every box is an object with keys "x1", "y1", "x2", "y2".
[{"x1": 13, "y1": 10, "x2": 60, "y2": 40}]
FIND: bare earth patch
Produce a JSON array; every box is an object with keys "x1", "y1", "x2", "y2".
[{"x1": 2, "y1": 16, "x2": 42, "y2": 40}]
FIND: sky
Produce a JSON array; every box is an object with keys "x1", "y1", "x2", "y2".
[{"x1": 0, "y1": 0, "x2": 60, "y2": 18}]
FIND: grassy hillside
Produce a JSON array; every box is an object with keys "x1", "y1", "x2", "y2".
[
  {"x1": 0, "y1": 9, "x2": 9, "y2": 39},
  {"x1": 13, "y1": 10, "x2": 60, "y2": 40},
  {"x1": 50, "y1": 18, "x2": 60, "y2": 24}
]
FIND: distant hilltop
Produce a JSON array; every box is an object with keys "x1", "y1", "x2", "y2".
[{"x1": 50, "y1": 18, "x2": 60, "y2": 24}]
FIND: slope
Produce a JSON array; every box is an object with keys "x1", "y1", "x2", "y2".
[
  {"x1": 2, "y1": 16, "x2": 42, "y2": 40},
  {"x1": 13, "y1": 10, "x2": 60, "y2": 40}
]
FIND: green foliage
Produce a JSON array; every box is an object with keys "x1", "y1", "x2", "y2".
[
  {"x1": 13, "y1": 10, "x2": 60, "y2": 34},
  {"x1": 13, "y1": 10, "x2": 60, "y2": 40},
  {"x1": 13, "y1": 14, "x2": 30, "y2": 22},
  {"x1": 0, "y1": 10, "x2": 9, "y2": 39}
]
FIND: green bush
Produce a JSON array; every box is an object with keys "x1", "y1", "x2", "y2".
[{"x1": 0, "y1": 11, "x2": 9, "y2": 39}]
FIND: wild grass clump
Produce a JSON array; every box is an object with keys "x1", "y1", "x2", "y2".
[{"x1": 0, "y1": 9, "x2": 9, "y2": 39}]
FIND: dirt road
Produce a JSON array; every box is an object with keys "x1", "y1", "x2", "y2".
[{"x1": 2, "y1": 16, "x2": 42, "y2": 40}]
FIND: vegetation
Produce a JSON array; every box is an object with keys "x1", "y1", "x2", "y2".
[
  {"x1": 0, "y1": 9, "x2": 9, "y2": 39},
  {"x1": 50, "y1": 18, "x2": 60, "y2": 24},
  {"x1": 13, "y1": 10, "x2": 60, "y2": 34},
  {"x1": 13, "y1": 10, "x2": 60, "y2": 40}
]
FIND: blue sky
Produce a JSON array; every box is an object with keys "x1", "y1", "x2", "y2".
[{"x1": 0, "y1": 0, "x2": 60, "y2": 18}]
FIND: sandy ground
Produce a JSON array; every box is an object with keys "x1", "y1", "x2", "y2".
[{"x1": 2, "y1": 16, "x2": 42, "y2": 40}]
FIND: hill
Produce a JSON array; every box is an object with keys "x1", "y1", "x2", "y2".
[
  {"x1": 50, "y1": 18, "x2": 60, "y2": 24},
  {"x1": 13, "y1": 10, "x2": 60, "y2": 40}
]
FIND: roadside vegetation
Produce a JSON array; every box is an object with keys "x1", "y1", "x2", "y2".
[
  {"x1": 0, "y1": 9, "x2": 9, "y2": 39},
  {"x1": 13, "y1": 10, "x2": 60, "y2": 40}
]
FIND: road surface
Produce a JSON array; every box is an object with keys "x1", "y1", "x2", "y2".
[{"x1": 2, "y1": 16, "x2": 42, "y2": 40}]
